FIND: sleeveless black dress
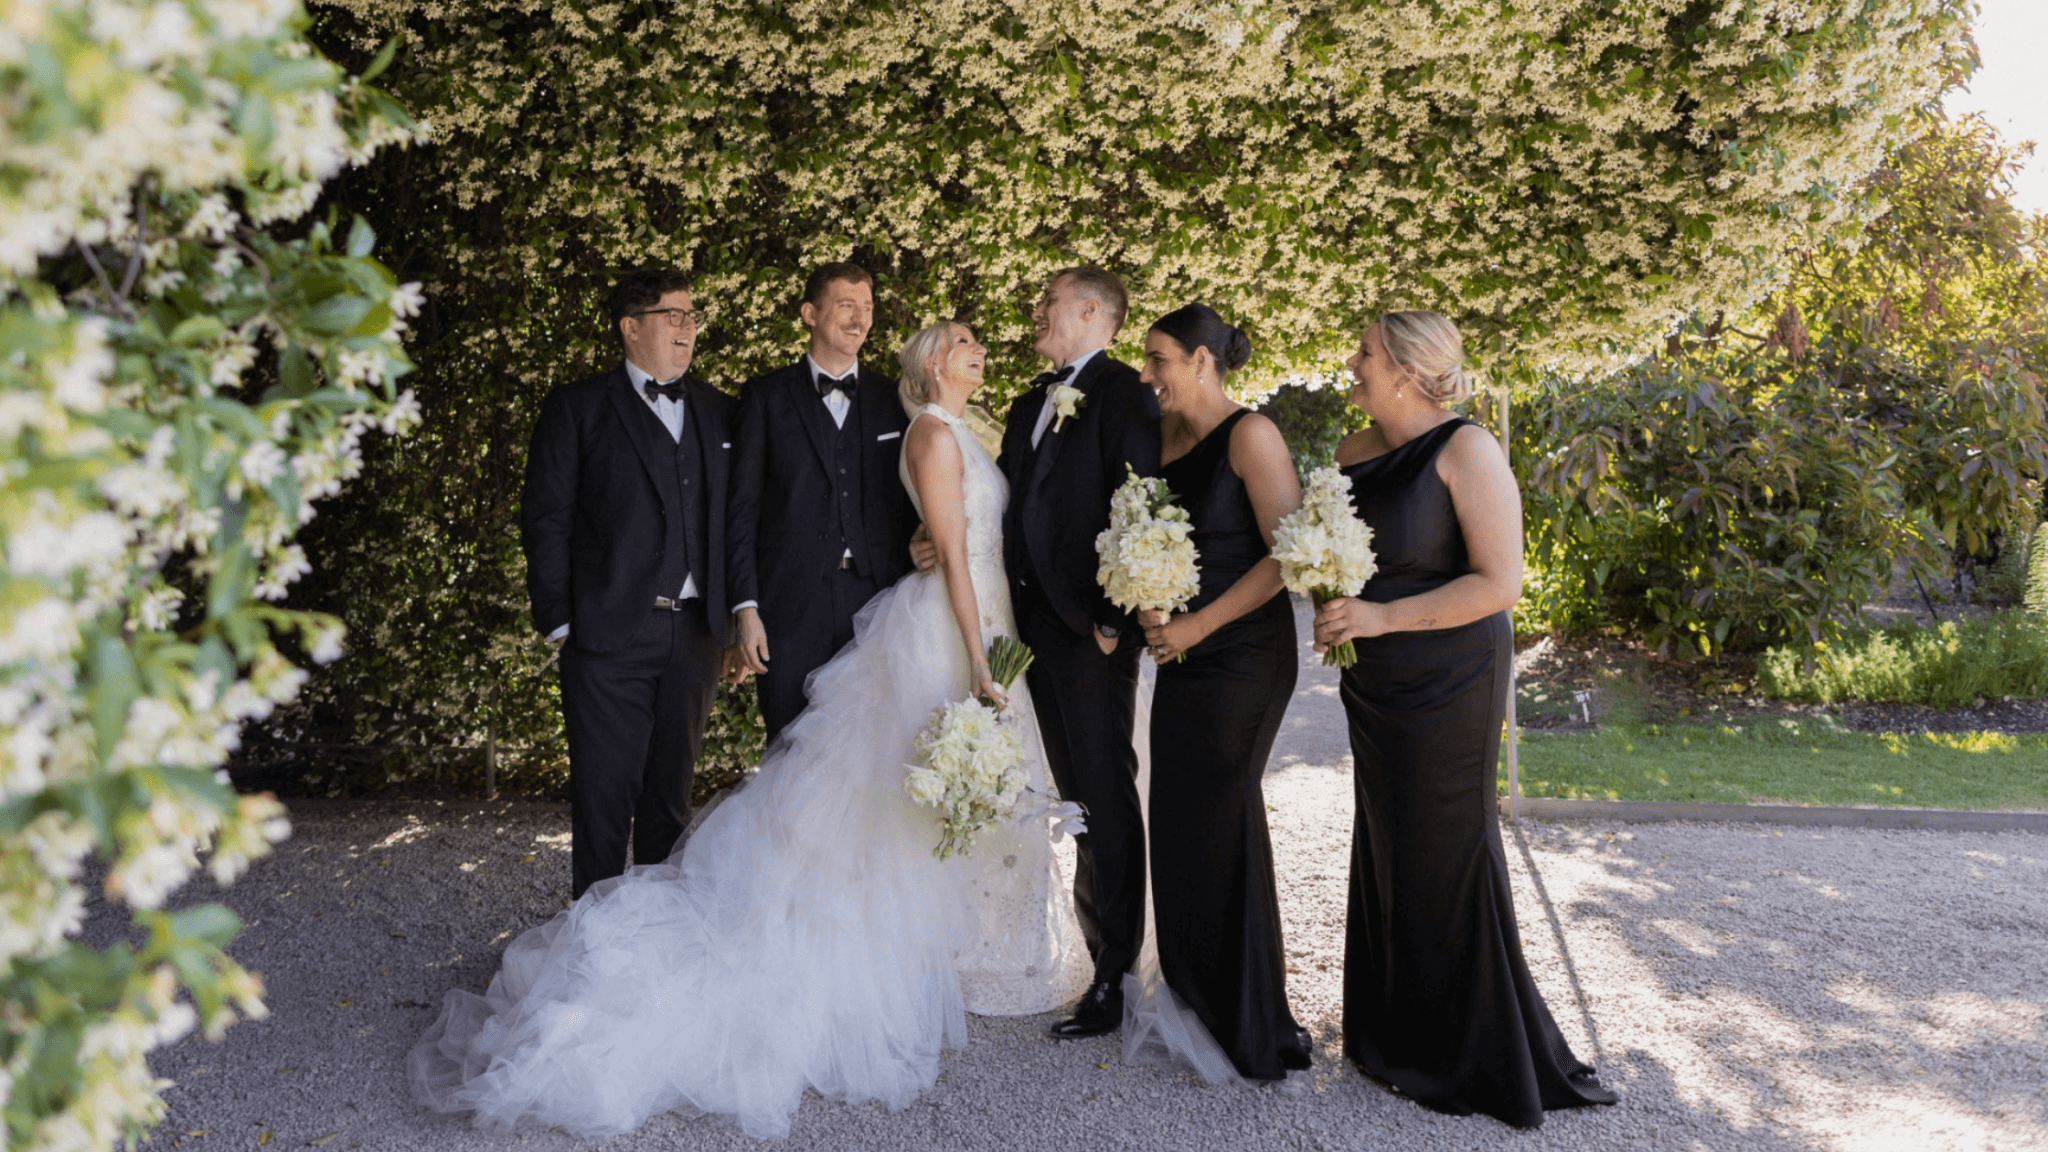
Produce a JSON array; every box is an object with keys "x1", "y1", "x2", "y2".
[
  {"x1": 1149, "y1": 409, "x2": 1310, "y2": 1081},
  {"x1": 1338, "y1": 417, "x2": 1614, "y2": 1125}
]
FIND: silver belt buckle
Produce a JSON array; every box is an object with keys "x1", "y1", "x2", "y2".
[
  {"x1": 838, "y1": 555, "x2": 854, "y2": 570},
  {"x1": 655, "y1": 596, "x2": 682, "y2": 611}
]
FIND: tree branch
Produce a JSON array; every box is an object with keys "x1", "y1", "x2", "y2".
[{"x1": 117, "y1": 185, "x2": 149, "y2": 300}]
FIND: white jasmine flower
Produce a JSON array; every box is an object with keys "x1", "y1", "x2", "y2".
[
  {"x1": 236, "y1": 440, "x2": 285, "y2": 491},
  {"x1": 310, "y1": 624, "x2": 345, "y2": 665}
]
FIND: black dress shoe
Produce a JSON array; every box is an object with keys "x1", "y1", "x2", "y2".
[{"x1": 1050, "y1": 980, "x2": 1123, "y2": 1038}]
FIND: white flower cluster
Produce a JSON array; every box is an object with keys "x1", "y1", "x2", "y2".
[
  {"x1": 1, "y1": 4, "x2": 420, "y2": 1149},
  {"x1": 1272, "y1": 466, "x2": 1379, "y2": 667},
  {"x1": 1095, "y1": 467, "x2": 1202, "y2": 615},
  {"x1": 904, "y1": 697, "x2": 1028, "y2": 861}
]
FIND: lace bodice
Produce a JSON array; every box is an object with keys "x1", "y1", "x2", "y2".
[{"x1": 898, "y1": 404, "x2": 1013, "y2": 639}]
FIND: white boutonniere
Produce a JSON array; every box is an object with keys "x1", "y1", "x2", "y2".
[{"x1": 1051, "y1": 383, "x2": 1086, "y2": 432}]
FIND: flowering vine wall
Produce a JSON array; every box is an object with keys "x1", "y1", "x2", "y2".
[{"x1": 282, "y1": 0, "x2": 1975, "y2": 785}]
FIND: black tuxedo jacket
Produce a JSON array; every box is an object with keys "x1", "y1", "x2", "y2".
[
  {"x1": 727, "y1": 360, "x2": 918, "y2": 616},
  {"x1": 521, "y1": 366, "x2": 739, "y2": 652},
  {"x1": 998, "y1": 353, "x2": 1162, "y2": 639}
]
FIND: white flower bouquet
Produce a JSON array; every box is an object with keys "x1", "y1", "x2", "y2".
[
  {"x1": 1094, "y1": 465, "x2": 1202, "y2": 648},
  {"x1": 1272, "y1": 465, "x2": 1378, "y2": 668},
  {"x1": 904, "y1": 637, "x2": 1036, "y2": 860}
]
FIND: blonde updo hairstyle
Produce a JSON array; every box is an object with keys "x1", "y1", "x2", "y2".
[
  {"x1": 896, "y1": 320, "x2": 961, "y2": 418},
  {"x1": 1374, "y1": 310, "x2": 1470, "y2": 406}
]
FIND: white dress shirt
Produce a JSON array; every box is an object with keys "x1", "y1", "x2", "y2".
[
  {"x1": 1030, "y1": 347, "x2": 1102, "y2": 449},
  {"x1": 807, "y1": 353, "x2": 855, "y2": 429}
]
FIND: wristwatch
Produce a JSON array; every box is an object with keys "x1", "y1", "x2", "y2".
[{"x1": 1097, "y1": 624, "x2": 1119, "y2": 639}]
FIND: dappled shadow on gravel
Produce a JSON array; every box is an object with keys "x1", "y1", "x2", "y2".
[
  {"x1": 128, "y1": 792, "x2": 2048, "y2": 1152},
  {"x1": 1499, "y1": 819, "x2": 2048, "y2": 1152},
  {"x1": 115, "y1": 607, "x2": 2047, "y2": 1151}
]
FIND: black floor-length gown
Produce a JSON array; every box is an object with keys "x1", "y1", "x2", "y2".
[
  {"x1": 1339, "y1": 417, "x2": 1615, "y2": 1126},
  {"x1": 1148, "y1": 408, "x2": 1311, "y2": 1081}
]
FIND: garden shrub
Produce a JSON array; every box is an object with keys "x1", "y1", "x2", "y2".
[
  {"x1": 1757, "y1": 611, "x2": 2048, "y2": 706},
  {"x1": 1516, "y1": 117, "x2": 2048, "y2": 650}
]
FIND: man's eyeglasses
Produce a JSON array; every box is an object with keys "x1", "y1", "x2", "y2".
[{"x1": 631, "y1": 307, "x2": 703, "y2": 329}]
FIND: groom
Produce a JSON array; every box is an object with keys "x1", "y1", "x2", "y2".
[
  {"x1": 998, "y1": 267, "x2": 1161, "y2": 1037},
  {"x1": 521, "y1": 269, "x2": 739, "y2": 899},
  {"x1": 727, "y1": 263, "x2": 918, "y2": 739}
]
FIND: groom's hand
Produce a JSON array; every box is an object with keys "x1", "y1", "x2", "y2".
[
  {"x1": 732, "y1": 606, "x2": 770, "y2": 677},
  {"x1": 909, "y1": 523, "x2": 939, "y2": 573}
]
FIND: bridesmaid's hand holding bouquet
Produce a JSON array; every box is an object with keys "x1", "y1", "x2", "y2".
[
  {"x1": 1272, "y1": 465, "x2": 1378, "y2": 667},
  {"x1": 1095, "y1": 465, "x2": 1201, "y2": 660}
]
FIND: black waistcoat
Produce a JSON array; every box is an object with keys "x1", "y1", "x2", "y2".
[
  {"x1": 828, "y1": 398, "x2": 870, "y2": 572},
  {"x1": 654, "y1": 395, "x2": 709, "y2": 597}
]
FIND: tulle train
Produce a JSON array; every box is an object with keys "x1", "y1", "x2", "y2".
[{"x1": 409, "y1": 569, "x2": 983, "y2": 1140}]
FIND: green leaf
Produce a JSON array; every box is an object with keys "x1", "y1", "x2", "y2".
[
  {"x1": 304, "y1": 295, "x2": 374, "y2": 335},
  {"x1": 360, "y1": 37, "x2": 401, "y2": 83},
  {"x1": 272, "y1": 343, "x2": 315, "y2": 400},
  {"x1": 170, "y1": 315, "x2": 227, "y2": 346},
  {"x1": 89, "y1": 635, "x2": 142, "y2": 764},
  {"x1": 346, "y1": 216, "x2": 376, "y2": 259},
  {"x1": 170, "y1": 904, "x2": 242, "y2": 949}
]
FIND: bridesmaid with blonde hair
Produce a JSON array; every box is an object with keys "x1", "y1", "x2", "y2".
[{"x1": 1314, "y1": 311, "x2": 1616, "y2": 1126}]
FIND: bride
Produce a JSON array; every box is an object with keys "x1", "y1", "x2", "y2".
[{"x1": 409, "y1": 322, "x2": 1089, "y2": 1140}]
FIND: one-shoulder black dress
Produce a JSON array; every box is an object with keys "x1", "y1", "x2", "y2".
[
  {"x1": 1149, "y1": 408, "x2": 1310, "y2": 1081},
  {"x1": 1339, "y1": 417, "x2": 1615, "y2": 1126}
]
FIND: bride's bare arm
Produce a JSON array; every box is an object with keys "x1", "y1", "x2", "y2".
[{"x1": 903, "y1": 419, "x2": 1002, "y2": 705}]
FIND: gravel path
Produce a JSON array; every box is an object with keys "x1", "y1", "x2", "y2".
[{"x1": 111, "y1": 609, "x2": 2048, "y2": 1152}]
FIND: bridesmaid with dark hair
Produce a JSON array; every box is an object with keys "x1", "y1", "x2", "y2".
[
  {"x1": 1134, "y1": 303, "x2": 1311, "y2": 1083},
  {"x1": 1313, "y1": 311, "x2": 1616, "y2": 1126}
]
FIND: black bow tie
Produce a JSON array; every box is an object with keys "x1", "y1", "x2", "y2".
[
  {"x1": 643, "y1": 378, "x2": 687, "y2": 402},
  {"x1": 1030, "y1": 365, "x2": 1076, "y2": 390},
  {"x1": 815, "y1": 371, "x2": 856, "y2": 398}
]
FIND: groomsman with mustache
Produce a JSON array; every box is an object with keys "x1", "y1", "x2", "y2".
[{"x1": 727, "y1": 263, "x2": 920, "y2": 740}]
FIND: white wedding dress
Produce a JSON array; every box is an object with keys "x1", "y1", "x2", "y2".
[{"x1": 409, "y1": 403, "x2": 1088, "y2": 1140}]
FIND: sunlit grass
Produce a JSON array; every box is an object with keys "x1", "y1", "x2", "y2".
[{"x1": 1505, "y1": 716, "x2": 2048, "y2": 810}]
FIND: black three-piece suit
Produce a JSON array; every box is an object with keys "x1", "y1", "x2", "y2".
[
  {"x1": 521, "y1": 366, "x2": 738, "y2": 898},
  {"x1": 728, "y1": 361, "x2": 919, "y2": 740},
  {"x1": 998, "y1": 353, "x2": 1162, "y2": 987}
]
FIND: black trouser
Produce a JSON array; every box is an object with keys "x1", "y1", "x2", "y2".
[
  {"x1": 757, "y1": 563, "x2": 885, "y2": 743},
  {"x1": 1015, "y1": 581, "x2": 1145, "y2": 987},
  {"x1": 558, "y1": 601, "x2": 722, "y2": 898}
]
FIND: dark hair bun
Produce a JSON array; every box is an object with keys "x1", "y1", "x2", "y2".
[
  {"x1": 1223, "y1": 326, "x2": 1251, "y2": 372},
  {"x1": 1151, "y1": 302, "x2": 1252, "y2": 377}
]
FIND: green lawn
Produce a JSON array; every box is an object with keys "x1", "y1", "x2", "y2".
[{"x1": 1505, "y1": 718, "x2": 2048, "y2": 811}]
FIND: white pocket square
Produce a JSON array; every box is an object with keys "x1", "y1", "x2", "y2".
[{"x1": 876, "y1": 431, "x2": 901, "y2": 441}]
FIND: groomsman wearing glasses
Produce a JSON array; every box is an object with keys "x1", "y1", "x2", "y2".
[
  {"x1": 726, "y1": 263, "x2": 919, "y2": 740},
  {"x1": 521, "y1": 269, "x2": 741, "y2": 898}
]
